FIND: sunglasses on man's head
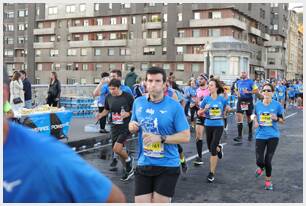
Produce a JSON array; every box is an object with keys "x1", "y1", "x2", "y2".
[{"x1": 262, "y1": 89, "x2": 272, "y2": 92}]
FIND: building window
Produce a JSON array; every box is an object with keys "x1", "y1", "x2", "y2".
[
  {"x1": 50, "y1": 36, "x2": 56, "y2": 42},
  {"x1": 229, "y1": 56, "x2": 239, "y2": 75},
  {"x1": 18, "y1": 24, "x2": 25, "y2": 31},
  {"x1": 194, "y1": 12, "x2": 200, "y2": 20},
  {"x1": 67, "y1": 49, "x2": 77, "y2": 56},
  {"x1": 271, "y1": 3, "x2": 278, "y2": 7},
  {"x1": 109, "y1": 3, "x2": 112, "y2": 9},
  {"x1": 52, "y1": 63, "x2": 61, "y2": 71},
  {"x1": 48, "y1": 7, "x2": 58, "y2": 15},
  {"x1": 6, "y1": 37, "x2": 14, "y2": 44},
  {"x1": 141, "y1": 63, "x2": 149, "y2": 71},
  {"x1": 143, "y1": 31, "x2": 147, "y2": 39},
  {"x1": 176, "y1": 64, "x2": 184, "y2": 71},
  {"x1": 132, "y1": 16, "x2": 136, "y2": 24},
  {"x1": 94, "y1": 3, "x2": 99, "y2": 11},
  {"x1": 110, "y1": 33, "x2": 117, "y2": 40},
  {"x1": 36, "y1": 8, "x2": 40, "y2": 15},
  {"x1": 213, "y1": 56, "x2": 228, "y2": 75},
  {"x1": 97, "y1": 33, "x2": 103, "y2": 40},
  {"x1": 151, "y1": 31, "x2": 159, "y2": 39},
  {"x1": 4, "y1": 49, "x2": 14, "y2": 57},
  {"x1": 35, "y1": 78, "x2": 41, "y2": 84},
  {"x1": 163, "y1": 64, "x2": 170, "y2": 70},
  {"x1": 273, "y1": 24, "x2": 278, "y2": 30},
  {"x1": 177, "y1": 46, "x2": 184, "y2": 55},
  {"x1": 66, "y1": 5, "x2": 76, "y2": 13},
  {"x1": 67, "y1": 78, "x2": 76, "y2": 84},
  {"x1": 80, "y1": 4, "x2": 86, "y2": 12},
  {"x1": 129, "y1": 31, "x2": 134, "y2": 39},
  {"x1": 122, "y1": 3, "x2": 131, "y2": 8},
  {"x1": 108, "y1": 48, "x2": 115, "y2": 56},
  {"x1": 268, "y1": 58, "x2": 275, "y2": 65},
  {"x1": 192, "y1": 64, "x2": 200, "y2": 72},
  {"x1": 208, "y1": 28, "x2": 220, "y2": 37},
  {"x1": 81, "y1": 48, "x2": 87, "y2": 56},
  {"x1": 178, "y1": 13, "x2": 182, "y2": 21},
  {"x1": 84, "y1": 20, "x2": 89, "y2": 26},
  {"x1": 95, "y1": 63, "x2": 102, "y2": 71},
  {"x1": 111, "y1": 17, "x2": 116, "y2": 25},
  {"x1": 163, "y1": 13, "x2": 168, "y2": 22},
  {"x1": 178, "y1": 30, "x2": 185, "y2": 37},
  {"x1": 82, "y1": 64, "x2": 88, "y2": 70},
  {"x1": 122, "y1": 17, "x2": 128, "y2": 24},
  {"x1": 80, "y1": 78, "x2": 87, "y2": 84},
  {"x1": 162, "y1": 47, "x2": 167, "y2": 55},
  {"x1": 163, "y1": 31, "x2": 167, "y2": 38},
  {"x1": 6, "y1": 11, "x2": 14, "y2": 18},
  {"x1": 209, "y1": 11, "x2": 221, "y2": 19},
  {"x1": 50, "y1": 49, "x2": 59, "y2": 57},
  {"x1": 192, "y1": 29, "x2": 200, "y2": 37},
  {"x1": 268, "y1": 47, "x2": 280, "y2": 53},
  {"x1": 18, "y1": 10, "x2": 28, "y2": 17},
  {"x1": 97, "y1": 18, "x2": 103, "y2": 26},
  {"x1": 94, "y1": 48, "x2": 101, "y2": 56},
  {"x1": 143, "y1": 47, "x2": 156, "y2": 55},
  {"x1": 120, "y1": 48, "x2": 130, "y2": 56},
  {"x1": 35, "y1": 50, "x2": 41, "y2": 57},
  {"x1": 37, "y1": 64, "x2": 43, "y2": 71}
]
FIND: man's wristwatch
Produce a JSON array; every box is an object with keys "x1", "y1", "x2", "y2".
[{"x1": 160, "y1": 135, "x2": 167, "y2": 144}]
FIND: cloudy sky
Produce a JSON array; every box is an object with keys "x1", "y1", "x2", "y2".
[{"x1": 289, "y1": 3, "x2": 303, "y2": 12}]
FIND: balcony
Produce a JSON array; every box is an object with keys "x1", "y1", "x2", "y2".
[
  {"x1": 143, "y1": 22, "x2": 162, "y2": 30},
  {"x1": 249, "y1": 27, "x2": 261, "y2": 37},
  {"x1": 146, "y1": 38, "x2": 162, "y2": 46},
  {"x1": 175, "y1": 37, "x2": 214, "y2": 45},
  {"x1": 33, "y1": 42, "x2": 55, "y2": 49},
  {"x1": 68, "y1": 24, "x2": 128, "y2": 33},
  {"x1": 262, "y1": 33, "x2": 271, "y2": 41},
  {"x1": 69, "y1": 39, "x2": 127, "y2": 48},
  {"x1": 190, "y1": 18, "x2": 247, "y2": 30},
  {"x1": 183, "y1": 54, "x2": 204, "y2": 62},
  {"x1": 14, "y1": 56, "x2": 25, "y2": 62},
  {"x1": 264, "y1": 40, "x2": 285, "y2": 48},
  {"x1": 33, "y1": 27, "x2": 55, "y2": 35}
]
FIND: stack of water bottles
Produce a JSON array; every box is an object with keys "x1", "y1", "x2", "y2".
[{"x1": 60, "y1": 96, "x2": 98, "y2": 118}]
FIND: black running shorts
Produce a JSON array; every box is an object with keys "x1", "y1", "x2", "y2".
[{"x1": 236, "y1": 98, "x2": 253, "y2": 116}]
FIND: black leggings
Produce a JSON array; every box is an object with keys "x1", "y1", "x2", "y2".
[
  {"x1": 190, "y1": 106, "x2": 198, "y2": 122},
  {"x1": 256, "y1": 138, "x2": 279, "y2": 177},
  {"x1": 98, "y1": 106, "x2": 107, "y2": 130},
  {"x1": 205, "y1": 126, "x2": 223, "y2": 156}
]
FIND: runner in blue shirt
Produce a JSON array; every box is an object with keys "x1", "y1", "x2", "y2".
[
  {"x1": 129, "y1": 67, "x2": 190, "y2": 203},
  {"x1": 275, "y1": 81, "x2": 287, "y2": 110},
  {"x1": 3, "y1": 69, "x2": 125, "y2": 203},
  {"x1": 288, "y1": 82, "x2": 296, "y2": 107},
  {"x1": 253, "y1": 83, "x2": 285, "y2": 191},
  {"x1": 198, "y1": 78, "x2": 231, "y2": 183},
  {"x1": 294, "y1": 80, "x2": 303, "y2": 109}
]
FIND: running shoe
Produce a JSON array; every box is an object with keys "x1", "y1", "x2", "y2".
[
  {"x1": 99, "y1": 129, "x2": 109, "y2": 133},
  {"x1": 110, "y1": 158, "x2": 118, "y2": 168},
  {"x1": 193, "y1": 157, "x2": 204, "y2": 165},
  {"x1": 120, "y1": 168, "x2": 134, "y2": 181},
  {"x1": 207, "y1": 172, "x2": 215, "y2": 183},
  {"x1": 233, "y1": 136, "x2": 242, "y2": 143},
  {"x1": 255, "y1": 167, "x2": 264, "y2": 178},
  {"x1": 126, "y1": 156, "x2": 134, "y2": 174},
  {"x1": 264, "y1": 180, "x2": 273, "y2": 190},
  {"x1": 217, "y1": 144, "x2": 223, "y2": 159},
  {"x1": 181, "y1": 158, "x2": 188, "y2": 174}
]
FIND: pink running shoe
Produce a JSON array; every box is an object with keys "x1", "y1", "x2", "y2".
[
  {"x1": 264, "y1": 180, "x2": 273, "y2": 190},
  {"x1": 255, "y1": 167, "x2": 264, "y2": 178}
]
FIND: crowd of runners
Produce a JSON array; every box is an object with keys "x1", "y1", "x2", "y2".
[{"x1": 3, "y1": 66, "x2": 303, "y2": 203}]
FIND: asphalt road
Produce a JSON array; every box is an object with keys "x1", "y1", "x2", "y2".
[{"x1": 81, "y1": 107, "x2": 303, "y2": 203}]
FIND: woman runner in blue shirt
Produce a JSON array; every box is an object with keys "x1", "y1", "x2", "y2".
[
  {"x1": 253, "y1": 83, "x2": 285, "y2": 190},
  {"x1": 198, "y1": 78, "x2": 231, "y2": 183}
]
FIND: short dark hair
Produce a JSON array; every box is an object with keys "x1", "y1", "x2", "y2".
[
  {"x1": 20, "y1": 70, "x2": 27, "y2": 76},
  {"x1": 130, "y1": 67, "x2": 135, "y2": 72},
  {"x1": 110, "y1": 69, "x2": 122, "y2": 77},
  {"x1": 101, "y1": 72, "x2": 109, "y2": 78},
  {"x1": 146, "y1": 67, "x2": 167, "y2": 83},
  {"x1": 262, "y1": 83, "x2": 275, "y2": 92},
  {"x1": 108, "y1": 79, "x2": 121, "y2": 88},
  {"x1": 209, "y1": 78, "x2": 224, "y2": 94}
]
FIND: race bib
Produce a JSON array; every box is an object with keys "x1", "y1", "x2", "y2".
[
  {"x1": 300, "y1": 88, "x2": 303, "y2": 93},
  {"x1": 112, "y1": 113, "x2": 123, "y2": 125},
  {"x1": 259, "y1": 112, "x2": 272, "y2": 126},
  {"x1": 279, "y1": 92, "x2": 283, "y2": 96},
  {"x1": 144, "y1": 142, "x2": 164, "y2": 158},
  {"x1": 209, "y1": 107, "x2": 222, "y2": 119},
  {"x1": 241, "y1": 102, "x2": 249, "y2": 111}
]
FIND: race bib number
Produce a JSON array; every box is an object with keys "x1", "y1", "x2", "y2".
[
  {"x1": 259, "y1": 113, "x2": 272, "y2": 126},
  {"x1": 300, "y1": 88, "x2": 303, "y2": 93},
  {"x1": 144, "y1": 142, "x2": 164, "y2": 158},
  {"x1": 112, "y1": 113, "x2": 123, "y2": 125},
  {"x1": 209, "y1": 107, "x2": 222, "y2": 119},
  {"x1": 241, "y1": 102, "x2": 249, "y2": 111}
]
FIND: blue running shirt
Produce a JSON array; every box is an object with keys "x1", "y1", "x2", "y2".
[
  {"x1": 235, "y1": 79, "x2": 258, "y2": 99},
  {"x1": 131, "y1": 96, "x2": 189, "y2": 167},
  {"x1": 254, "y1": 100, "x2": 284, "y2": 139},
  {"x1": 4, "y1": 122, "x2": 112, "y2": 203},
  {"x1": 275, "y1": 85, "x2": 286, "y2": 100}
]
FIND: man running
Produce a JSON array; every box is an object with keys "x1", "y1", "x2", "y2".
[
  {"x1": 129, "y1": 67, "x2": 190, "y2": 203},
  {"x1": 96, "y1": 79, "x2": 134, "y2": 181},
  {"x1": 233, "y1": 71, "x2": 259, "y2": 143}
]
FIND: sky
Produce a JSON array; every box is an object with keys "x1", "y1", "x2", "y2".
[{"x1": 289, "y1": 3, "x2": 303, "y2": 12}]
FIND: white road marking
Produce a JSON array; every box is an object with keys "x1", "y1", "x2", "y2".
[
  {"x1": 284, "y1": 112, "x2": 298, "y2": 119},
  {"x1": 186, "y1": 143, "x2": 227, "y2": 162}
]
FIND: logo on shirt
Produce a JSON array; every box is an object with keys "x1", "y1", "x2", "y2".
[
  {"x1": 159, "y1": 110, "x2": 167, "y2": 114},
  {"x1": 146, "y1": 108, "x2": 155, "y2": 115},
  {"x1": 3, "y1": 179, "x2": 22, "y2": 192},
  {"x1": 136, "y1": 107, "x2": 143, "y2": 113}
]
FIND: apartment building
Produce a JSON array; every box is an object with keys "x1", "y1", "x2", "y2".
[
  {"x1": 3, "y1": 3, "x2": 289, "y2": 84},
  {"x1": 264, "y1": 3, "x2": 289, "y2": 80},
  {"x1": 3, "y1": 3, "x2": 45, "y2": 82},
  {"x1": 297, "y1": 23, "x2": 303, "y2": 80}
]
